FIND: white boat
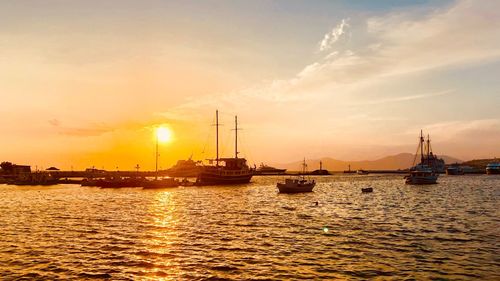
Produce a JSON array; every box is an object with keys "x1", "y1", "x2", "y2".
[
  {"x1": 277, "y1": 159, "x2": 315, "y2": 193},
  {"x1": 486, "y1": 163, "x2": 500, "y2": 175},
  {"x1": 357, "y1": 169, "x2": 369, "y2": 175},
  {"x1": 405, "y1": 164, "x2": 438, "y2": 185},
  {"x1": 405, "y1": 130, "x2": 439, "y2": 185}
]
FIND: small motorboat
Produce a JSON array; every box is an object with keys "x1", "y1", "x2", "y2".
[
  {"x1": 357, "y1": 169, "x2": 369, "y2": 175},
  {"x1": 361, "y1": 187, "x2": 373, "y2": 193},
  {"x1": 277, "y1": 178, "x2": 316, "y2": 193},
  {"x1": 277, "y1": 159, "x2": 315, "y2": 193}
]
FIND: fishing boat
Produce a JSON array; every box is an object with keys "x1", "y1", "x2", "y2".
[
  {"x1": 277, "y1": 159, "x2": 315, "y2": 193},
  {"x1": 357, "y1": 169, "x2": 369, "y2": 175},
  {"x1": 405, "y1": 130, "x2": 439, "y2": 185},
  {"x1": 486, "y1": 162, "x2": 500, "y2": 175},
  {"x1": 196, "y1": 111, "x2": 254, "y2": 185},
  {"x1": 255, "y1": 163, "x2": 287, "y2": 175}
]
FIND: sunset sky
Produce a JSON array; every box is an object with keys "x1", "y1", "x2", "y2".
[{"x1": 1, "y1": 0, "x2": 499, "y2": 170}]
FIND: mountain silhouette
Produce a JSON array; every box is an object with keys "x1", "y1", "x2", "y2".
[{"x1": 275, "y1": 153, "x2": 462, "y2": 171}]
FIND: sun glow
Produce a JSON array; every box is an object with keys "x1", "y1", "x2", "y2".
[{"x1": 156, "y1": 126, "x2": 172, "y2": 143}]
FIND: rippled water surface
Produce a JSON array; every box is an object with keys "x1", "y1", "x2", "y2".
[{"x1": 1, "y1": 175, "x2": 499, "y2": 280}]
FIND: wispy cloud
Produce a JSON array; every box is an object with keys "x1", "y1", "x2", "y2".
[
  {"x1": 319, "y1": 19, "x2": 350, "y2": 52},
  {"x1": 354, "y1": 89, "x2": 454, "y2": 105},
  {"x1": 48, "y1": 120, "x2": 114, "y2": 137}
]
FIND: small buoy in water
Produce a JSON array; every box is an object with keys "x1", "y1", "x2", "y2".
[
  {"x1": 314, "y1": 201, "x2": 319, "y2": 206},
  {"x1": 322, "y1": 227, "x2": 329, "y2": 233},
  {"x1": 361, "y1": 187, "x2": 373, "y2": 193}
]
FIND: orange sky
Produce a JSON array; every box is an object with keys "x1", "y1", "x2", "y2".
[{"x1": 1, "y1": 0, "x2": 499, "y2": 170}]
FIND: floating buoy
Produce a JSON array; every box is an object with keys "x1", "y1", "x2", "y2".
[{"x1": 361, "y1": 187, "x2": 373, "y2": 193}]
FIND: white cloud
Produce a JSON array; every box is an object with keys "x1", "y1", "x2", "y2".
[
  {"x1": 319, "y1": 19, "x2": 350, "y2": 51},
  {"x1": 159, "y1": 0, "x2": 500, "y2": 160}
]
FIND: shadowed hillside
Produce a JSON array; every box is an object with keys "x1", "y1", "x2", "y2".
[
  {"x1": 461, "y1": 158, "x2": 500, "y2": 169},
  {"x1": 277, "y1": 153, "x2": 463, "y2": 171}
]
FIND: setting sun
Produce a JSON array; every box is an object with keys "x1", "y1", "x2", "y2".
[{"x1": 156, "y1": 126, "x2": 172, "y2": 143}]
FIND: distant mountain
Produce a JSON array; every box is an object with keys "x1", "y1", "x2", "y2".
[{"x1": 275, "y1": 153, "x2": 463, "y2": 171}]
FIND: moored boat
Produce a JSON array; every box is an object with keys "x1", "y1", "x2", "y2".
[
  {"x1": 196, "y1": 111, "x2": 254, "y2": 186},
  {"x1": 142, "y1": 177, "x2": 179, "y2": 189},
  {"x1": 405, "y1": 130, "x2": 439, "y2": 185},
  {"x1": 486, "y1": 163, "x2": 500, "y2": 175},
  {"x1": 446, "y1": 164, "x2": 465, "y2": 175},
  {"x1": 277, "y1": 159, "x2": 315, "y2": 193},
  {"x1": 167, "y1": 158, "x2": 202, "y2": 177},
  {"x1": 9, "y1": 172, "x2": 58, "y2": 186},
  {"x1": 255, "y1": 163, "x2": 287, "y2": 175},
  {"x1": 405, "y1": 165, "x2": 439, "y2": 184},
  {"x1": 357, "y1": 169, "x2": 369, "y2": 175},
  {"x1": 98, "y1": 177, "x2": 145, "y2": 188}
]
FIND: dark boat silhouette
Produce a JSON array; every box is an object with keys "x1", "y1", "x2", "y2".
[
  {"x1": 9, "y1": 172, "x2": 58, "y2": 186},
  {"x1": 405, "y1": 131, "x2": 439, "y2": 185},
  {"x1": 277, "y1": 159, "x2": 315, "y2": 193},
  {"x1": 167, "y1": 157, "x2": 202, "y2": 177},
  {"x1": 196, "y1": 111, "x2": 253, "y2": 185},
  {"x1": 142, "y1": 177, "x2": 179, "y2": 189}
]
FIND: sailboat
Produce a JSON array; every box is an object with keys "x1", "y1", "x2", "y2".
[
  {"x1": 277, "y1": 159, "x2": 316, "y2": 193},
  {"x1": 404, "y1": 130, "x2": 439, "y2": 185},
  {"x1": 196, "y1": 110, "x2": 254, "y2": 185}
]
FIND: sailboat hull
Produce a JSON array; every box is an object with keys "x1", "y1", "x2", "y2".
[
  {"x1": 196, "y1": 171, "x2": 253, "y2": 185},
  {"x1": 277, "y1": 182, "x2": 315, "y2": 193}
]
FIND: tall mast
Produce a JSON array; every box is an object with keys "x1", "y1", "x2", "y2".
[
  {"x1": 420, "y1": 130, "x2": 424, "y2": 165},
  {"x1": 216, "y1": 110, "x2": 219, "y2": 166},
  {"x1": 302, "y1": 158, "x2": 306, "y2": 178},
  {"x1": 427, "y1": 134, "x2": 430, "y2": 159},
  {"x1": 235, "y1": 115, "x2": 238, "y2": 159}
]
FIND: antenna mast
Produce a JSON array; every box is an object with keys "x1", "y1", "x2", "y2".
[
  {"x1": 420, "y1": 130, "x2": 424, "y2": 165},
  {"x1": 235, "y1": 115, "x2": 239, "y2": 159},
  {"x1": 216, "y1": 110, "x2": 219, "y2": 166}
]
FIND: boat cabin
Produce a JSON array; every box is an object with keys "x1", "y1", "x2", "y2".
[{"x1": 210, "y1": 158, "x2": 249, "y2": 170}]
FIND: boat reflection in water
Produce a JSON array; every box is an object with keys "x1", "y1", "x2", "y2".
[{"x1": 196, "y1": 110, "x2": 253, "y2": 186}]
